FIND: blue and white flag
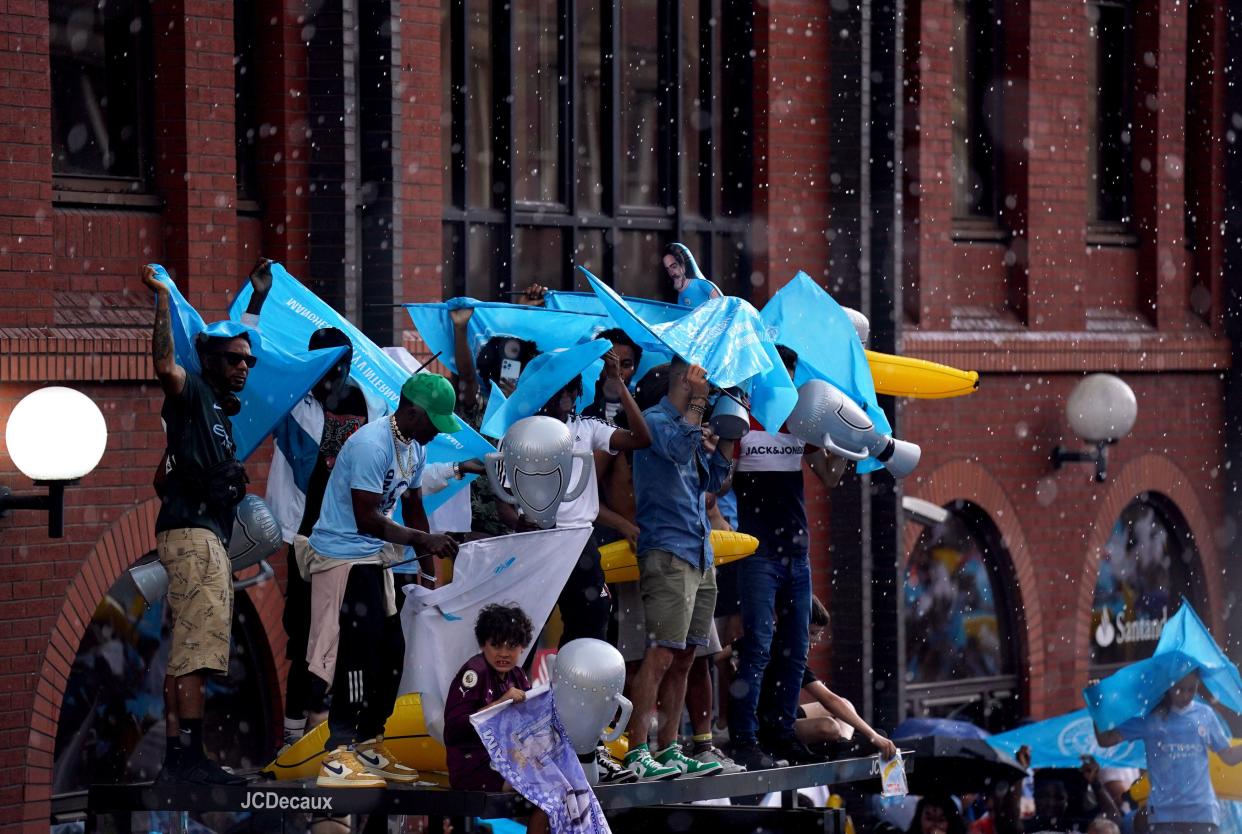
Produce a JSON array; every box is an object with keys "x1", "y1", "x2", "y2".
[
  {"x1": 150, "y1": 264, "x2": 347, "y2": 462},
  {"x1": 229, "y1": 265, "x2": 495, "y2": 510},
  {"x1": 543, "y1": 289, "x2": 689, "y2": 325},
  {"x1": 987, "y1": 708, "x2": 1146, "y2": 770},
  {"x1": 1085, "y1": 599, "x2": 1242, "y2": 731},
  {"x1": 761, "y1": 272, "x2": 892, "y2": 473},
  {"x1": 404, "y1": 299, "x2": 607, "y2": 376},
  {"x1": 580, "y1": 267, "x2": 796, "y2": 432},
  {"x1": 470, "y1": 688, "x2": 610, "y2": 834},
  {"x1": 481, "y1": 341, "x2": 613, "y2": 438},
  {"x1": 398, "y1": 527, "x2": 593, "y2": 741}
]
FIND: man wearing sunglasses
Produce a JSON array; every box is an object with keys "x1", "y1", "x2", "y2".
[{"x1": 141, "y1": 264, "x2": 261, "y2": 786}]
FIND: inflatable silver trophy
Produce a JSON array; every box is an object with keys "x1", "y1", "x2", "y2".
[
  {"x1": 547, "y1": 638, "x2": 633, "y2": 785},
  {"x1": 787, "y1": 378, "x2": 921, "y2": 478},
  {"x1": 709, "y1": 387, "x2": 751, "y2": 440},
  {"x1": 126, "y1": 495, "x2": 282, "y2": 603},
  {"x1": 486, "y1": 415, "x2": 593, "y2": 529},
  {"x1": 842, "y1": 306, "x2": 871, "y2": 346}
]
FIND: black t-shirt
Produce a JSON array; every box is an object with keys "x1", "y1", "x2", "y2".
[
  {"x1": 733, "y1": 426, "x2": 808, "y2": 554},
  {"x1": 297, "y1": 384, "x2": 369, "y2": 537},
  {"x1": 155, "y1": 372, "x2": 241, "y2": 542}
]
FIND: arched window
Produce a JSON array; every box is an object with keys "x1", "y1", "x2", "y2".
[
  {"x1": 903, "y1": 501, "x2": 1022, "y2": 732},
  {"x1": 1089, "y1": 494, "x2": 1203, "y2": 676},
  {"x1": 52, "y1": 557, "x2": 275, "y2": 793}
]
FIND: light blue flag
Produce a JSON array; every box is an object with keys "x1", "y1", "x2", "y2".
[
  {"x1": 761, "y1": 272, "x2": 893, "y2": 473},
  {"x1": 150, "y1": 264, "x2": 347, "y2": 462},
  {"x1": 987, "y1": 709, "x2": 1147, "y2": 770},
  {"x1": 404, "y1": 299, "x2": 607, "y2": 376},
  {"x1": 544, "y1": 289, "x2": 680, "y2": 389},
  {"x1": 470, "y1": 687, "x2": 610, "y2": 834},
  {"x1": 580, "y1": 267, "x2": 796, "y2": 432},
  {"x1": 1084, "y1": 599, "x2": 1242, "y2": 731},
  {"x1": 481, "y1": 340, "x2": 613, "y2": 438},
  {"x1": 228, "y1": 265, "x2": 496, "y2": 482}
]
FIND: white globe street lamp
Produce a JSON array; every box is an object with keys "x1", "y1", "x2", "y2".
[
  {"x1": 1051, "y1": 374, "x2": 1137, "y2": 482},
  {"x1": 1, "y1": 386, "x2": 108, "y2": 537}
]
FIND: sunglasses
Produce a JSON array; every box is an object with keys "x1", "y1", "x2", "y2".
[{"x1": 212, "y1": 350, "x2": 258, "y2": 368}]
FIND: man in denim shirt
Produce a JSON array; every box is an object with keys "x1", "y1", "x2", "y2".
[{"x1": 622, "y1": 358, "x2": 735, "y2": 781}]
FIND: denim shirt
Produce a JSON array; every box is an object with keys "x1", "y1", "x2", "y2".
[{"x1": 633, "y1": 397, "x2": 731, "y2": 569}]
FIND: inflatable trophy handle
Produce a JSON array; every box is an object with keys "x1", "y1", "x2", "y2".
[
  {"x1": 599, "y1": 694, "x2": 633, "y2": 743},
  {"x1": 560, "y1": 450, "x2": 594, "y2": 503},
  {"x1": 484, "y1": 451, "x2": 518, "y2": 506},
  {"x1": 819, "y1": 434, "x2": 871, "y2": 463}
]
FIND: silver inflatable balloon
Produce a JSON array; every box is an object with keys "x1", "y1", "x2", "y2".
[
  {"x1": 709, "y1": 388, "x2": 751, "y2": 440},
  {"x1": 228, "y1": 494, "x2": 283, "y2": 571},
  {"x1": 548, "y1": 638, "x2": 633, "y2": 785},
  {"x1": 842, "y1": 306, "x2": 871, "y2": 346},
  {"x1": 787, "y1": 378, "x2": 921, "y2": 478},
  {"x1": 128, "y1": 557, "x2": 169, "y2": 603},
  {"x1": 486, "y1": 416, "x2": 593, "y2": 529}
]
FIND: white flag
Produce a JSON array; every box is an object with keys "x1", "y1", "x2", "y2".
[{"x1": 398, "y1": 526, "x2": 593, "y2": 742}]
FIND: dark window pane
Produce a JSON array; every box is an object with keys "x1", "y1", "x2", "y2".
[
  {"x1": 952, "y1": 0, "x2": 999, "y2": 219},
  {"x1": 614, "y1": 230, "x2": 668, "y2": 298},
  {"x1": 443, "y1": 221, "x2": 462, "y2": 297},
  {"x1": 514, "y1": 0, "x2": 560, "y2": 204},
  {"x1": 467, "y1": 3, "x2": 494, "y2": 208},
  {"x1": 712, "y1": 232, "x2": 747, "y2": 298},
  {"x1": 515, "y1": 226, "x2": 564, "y2": 288},
  {"x1": 51, "y1": 0, "x2": 149, "y2": 179},
  {"x1": 681, "y1": 0, "x2": 703, "y2": 217},
  {"x1": 576, "y1": 0, "x2": 604, "y2": 213},
  {"x1": 1088, "y1": 2, "x2": 1131, "y2": 224},
  {"x1": 574, "y1": 229, "x2": 606, "y2": 287},
  {"x1": 466, "y1": 223, "x2": 500, "y2": 299},
  {"x1": 905, "y1": 510, "x2": 1010, "y2": 683},
  {"x1": 621, "y1": 0, "x2": 659, "y2": 206},
  {"x1": 234, "y1": 1, "x2": 259, "y2": 199}
]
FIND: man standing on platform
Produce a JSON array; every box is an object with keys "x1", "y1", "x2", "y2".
[
  {"x1": 142, "y1": 265, "x2": 255, "y2": 785},
  {"x1": 623, "y1": 358, "x2": 733, "y2": 781}
]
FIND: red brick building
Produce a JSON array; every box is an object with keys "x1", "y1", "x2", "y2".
[{"x1": 0, "y1": 0, "x2": 1236, "y2": 828}]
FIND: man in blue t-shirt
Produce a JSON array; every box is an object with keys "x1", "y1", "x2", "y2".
[
  {"x1": 305, "y1": 373, "x2": 462, "y2": 788},
  {"x1": 1096, "y1": 672, "x2": 1242, "y2": 831},
  {"x1": 663, "y1": 242, "x2": 722, "y2": 308}
]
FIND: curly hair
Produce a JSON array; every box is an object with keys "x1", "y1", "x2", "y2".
[{"x1": 474, "y1": 603, "x2": 534, "y2": 648}]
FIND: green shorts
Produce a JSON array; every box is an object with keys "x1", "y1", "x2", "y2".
[{"x1": 637, "y1": 549, "x2": 717, "y2": 650}]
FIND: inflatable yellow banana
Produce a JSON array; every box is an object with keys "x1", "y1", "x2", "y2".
[
  {"x1": 261, "y1": 693, "x2": 631, "y2": 780},
  {"x1": 866, "y1": 350, "x2": 979, "y2": 399},
  {"x1": 1126, "y1": 739, "x2": 1242, "y2": 801},
  {"x1": 600, "y1": 530, "x2": 760, "y2": 584}
]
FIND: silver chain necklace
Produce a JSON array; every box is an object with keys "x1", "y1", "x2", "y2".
[{"x1": 390, "y1": 415, "x2": 415, "y2": 480}]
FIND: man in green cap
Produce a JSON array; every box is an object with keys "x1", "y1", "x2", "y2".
[{"x1": 305, "y1": 373, "x2": 463, "y2": 787}]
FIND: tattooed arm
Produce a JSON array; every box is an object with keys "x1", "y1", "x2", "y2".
[{"x1": 141, "y1": 266, "x2": 187, "y2": 398}]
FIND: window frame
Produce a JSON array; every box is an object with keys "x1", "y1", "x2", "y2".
[
  {"x1": 50, "y1": 0, "x2": 156, "y2": 202},
  {"x1": 441, "y1": 0, "x2": 753, "y2": 301},
  {"x1": 1085, "y1": 0, "x2": 1137, "y2": 243},
  {"x1": 951, "y1": 0, "x2": 1003, "y2": 229}
]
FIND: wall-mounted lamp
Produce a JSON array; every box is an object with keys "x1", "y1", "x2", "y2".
[
  {"x1": 1051, "y1": 373, "x2": 1137, "y2": 482},
  {"x1": 1, "y1": 387, "x2": 108, "y2": 537}
]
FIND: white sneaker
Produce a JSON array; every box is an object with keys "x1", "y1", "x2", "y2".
[
  {"x1": 694, "y1": 745, "x2": 747, "y2": 775},
  {"x1": 355, "y1": 736, "x2": 419, "y2": 783},
  {"x1": 317, "y1": 747, "x2": 386, "y2": 788}
]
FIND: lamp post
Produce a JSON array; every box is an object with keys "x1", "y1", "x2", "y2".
[
  {"x1": 1051, "y1": 374, "x2": 1138, "y2": 482},
  {"x1": 1, "y1": 387, "x2": 108, "y2": 537}
]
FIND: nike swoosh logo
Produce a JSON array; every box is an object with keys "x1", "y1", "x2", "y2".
[{"x1": 325, "y1": 763, "x2": 345, "y2": 775}]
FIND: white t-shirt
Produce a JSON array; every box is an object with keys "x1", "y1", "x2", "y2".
[
  {"x1": 556, "y1": 414, "x2": 617, "y2": 528},
  {"x1": 736, "y1": 428, "x2": 805, "y2": 472},
  {"x1": 309, "y1": 418, "x2": 426, "y2": 558}
]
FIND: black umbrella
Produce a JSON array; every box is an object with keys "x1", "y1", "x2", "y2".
[{"x1": 890, "y1": 735, "x2": 1027, "y2": 795}]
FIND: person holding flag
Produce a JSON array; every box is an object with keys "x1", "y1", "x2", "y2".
[
  {"x1": 304, "y1": 374, "x2": 463, "y2": 787},
  {"x1": 141, "y1": 265, "x2": 256, "y2": 786}
]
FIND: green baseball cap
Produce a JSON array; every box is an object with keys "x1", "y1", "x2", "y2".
[{"x1": 401, "y1": 373, "x2": 463, "y2": 434}]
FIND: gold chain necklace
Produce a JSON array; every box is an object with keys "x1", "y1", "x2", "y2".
[{"x1": 390, "y1": 415, "x2": 415, "y2": 480}]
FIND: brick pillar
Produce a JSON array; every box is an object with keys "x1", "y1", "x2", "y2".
[
  {"x1": 152, "y1": 0, "x2": 241, "y2": 313},
  {"x1": 0, "y1": 4, "x2": 54, "y2": 329}
]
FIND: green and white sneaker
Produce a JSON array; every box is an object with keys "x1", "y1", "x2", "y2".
[
  {"x1": 623, "y1": 746, "x2": 680, "y2": 782},
  {"x1": 654, "y1": 742, "x2": 723, "y2": 778}
]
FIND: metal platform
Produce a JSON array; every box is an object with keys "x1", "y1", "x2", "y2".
[{"x1": 75, "y1": 753, "x2": 903, "y2": 834}]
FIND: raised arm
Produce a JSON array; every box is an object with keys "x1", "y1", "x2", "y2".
[
  {"x1": 244, "y1": 258, "x2": 274, "y2": 317},
  {"x1": 605, "y1": 351, "x2": 652, "y2": 452},
  {"x1": 141, "y1": 266, "x2": 187, "y2": 398},
  {"x1": 1094, "y1": 722, "x2": 1124, "y2": 749},
  {"x1": 450, "y1": 307, "x2": 479, "y2": 409}
]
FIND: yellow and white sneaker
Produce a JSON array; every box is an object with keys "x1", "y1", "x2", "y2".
[
  {"x1": 355, "y1": 736, "x2": 419, "y2": 783},
  {"x1": 317, "y1": 747, "x2": 386, "y2": 788}
]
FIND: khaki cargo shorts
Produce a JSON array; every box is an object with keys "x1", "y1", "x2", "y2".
[
  {"x1": 637, "y1": 549, "x2": 717, "y2": 651},
  {"x1": 157, "y1": 528, "x2": 233, "y2": 676}
]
